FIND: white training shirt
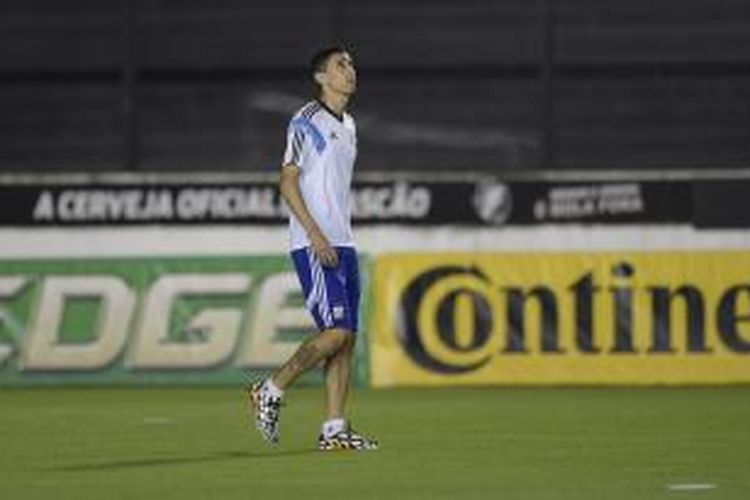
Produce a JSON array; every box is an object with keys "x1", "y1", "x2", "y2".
[{"x1": 282, "y1": 99, "x2": 357, "y2": 250}]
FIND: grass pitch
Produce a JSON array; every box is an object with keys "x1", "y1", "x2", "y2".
[{"x1": 1, "y1": 386, "x2": 748, "y2": 499}]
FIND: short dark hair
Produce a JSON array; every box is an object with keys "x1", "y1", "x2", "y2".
[{"x1": 309, "y1": 45, "x2": 349, "y2": 83}]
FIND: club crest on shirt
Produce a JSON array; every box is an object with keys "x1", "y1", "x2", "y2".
[{"x1": 330, "y1": 131, "x2": 339, "y2": 140}]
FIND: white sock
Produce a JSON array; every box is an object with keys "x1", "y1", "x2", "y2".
[
  {"x1": 322, "y1": 418, "x2": 346, "y2": 438},
  {"x1": 263, "y1": 378, "x2": 284, "y2": 399}
]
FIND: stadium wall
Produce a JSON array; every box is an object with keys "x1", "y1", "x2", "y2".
[{"x1": 0, "y1": 172, "x2": 749, "y2": 386}]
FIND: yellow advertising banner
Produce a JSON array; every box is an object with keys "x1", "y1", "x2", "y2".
[{"x1": 370, "y1": 251, "x2": 750, "y2": 386}]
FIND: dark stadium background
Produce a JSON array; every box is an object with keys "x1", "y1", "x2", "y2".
[{"x1": 1, "y1": 0, "x2": 748, "y2": 173}]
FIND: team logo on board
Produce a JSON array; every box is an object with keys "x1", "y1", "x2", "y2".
[{"x1": 472, "y1": 181, "x2": 512, "y2": 225}]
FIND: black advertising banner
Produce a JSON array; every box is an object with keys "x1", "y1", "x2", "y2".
[
  {"x1": 0, "y1": 177, "x2": 693, "y2": 227},
  {"x1": 0, "y1": 183, "x2": 285, "y2": 226}
]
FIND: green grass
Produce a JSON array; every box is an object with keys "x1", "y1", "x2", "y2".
[{"x1": 1, "y1": 387, "x2": 749, "y2": 499}]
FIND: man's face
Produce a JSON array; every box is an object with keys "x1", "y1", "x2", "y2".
[{"x1": 320, "y1": 51, "x2": 357, "y2": 96}]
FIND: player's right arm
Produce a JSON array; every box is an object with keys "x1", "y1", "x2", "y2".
[{"x1": 279, "y1": 164, "x2": 339, "y2": 267}]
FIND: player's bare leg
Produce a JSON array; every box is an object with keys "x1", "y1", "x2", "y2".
[
  {"x1": 324, "y1": 333, "x2": 355, "y2": 421},
  {"x1": 248, "y1": 329, "x2": 347, "y2": 444},
  {"x1": 318, "y1": 333, "x2": 378, "y2": 451},
  {"x1": 274, "y1": 328, "x2": 347, "y2": 389}
]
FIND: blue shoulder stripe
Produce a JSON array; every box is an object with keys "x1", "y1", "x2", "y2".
[{"x1": 290, "y1": 116, "x2": 327, "y2": 153}]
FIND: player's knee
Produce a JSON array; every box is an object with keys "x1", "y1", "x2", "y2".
[
  {"x1": 337, "y1": 331, "x2": 356, "y2": 356},
  {"x1": 322, "y1": 328, "x2": 349, "y2": 353}
]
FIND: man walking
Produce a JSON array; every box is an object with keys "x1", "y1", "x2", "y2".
[{"x1": 249, "y1": 46, "x2": 377, "y2": 451}]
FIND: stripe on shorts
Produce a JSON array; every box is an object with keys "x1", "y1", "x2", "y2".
[{"x1": 307, "y1": 249, "x2": 333, "y2": 327}]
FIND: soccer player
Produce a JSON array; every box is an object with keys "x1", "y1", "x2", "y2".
[{"x1": 248, "y1": 46, "x2": 378, "y2": 451}]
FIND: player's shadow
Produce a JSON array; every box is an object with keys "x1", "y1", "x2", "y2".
[{"x1": 48, "y1": 449, "x2": 317, "y2": 472}]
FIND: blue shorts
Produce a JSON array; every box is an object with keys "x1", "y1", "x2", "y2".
[{"x1": 290, "y1": 246, "x2": 360, "y2": 333}]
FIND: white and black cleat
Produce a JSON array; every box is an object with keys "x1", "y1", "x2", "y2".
[
  {"x1": 248, "y1": 381, "x2": 283, "y2": 445},
  {"x1": 318, "y1": 426, "x2": 378, "y2": 451}
]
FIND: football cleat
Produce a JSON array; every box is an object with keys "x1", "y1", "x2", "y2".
[
  {"x1": 318, "y1": 426, "x2": 378, "y2": 451},
  {"x1": 248, "y1": 381, "x2": 283, "y2": 444}
]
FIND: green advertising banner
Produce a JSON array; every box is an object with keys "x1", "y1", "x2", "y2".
[{"x1": 0, "y1": 255, "x2": 370, "y2": 386}]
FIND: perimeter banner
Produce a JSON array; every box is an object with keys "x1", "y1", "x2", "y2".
[
  {"x1": 370, "y1": 252, "x2": 750, "y2": 386},
  {"x1": 0, "y1": 175, "x2": 691, "y2": 226},
  {"x1": 0, "y1": 255, "x2": 370, "y2": 386}
]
